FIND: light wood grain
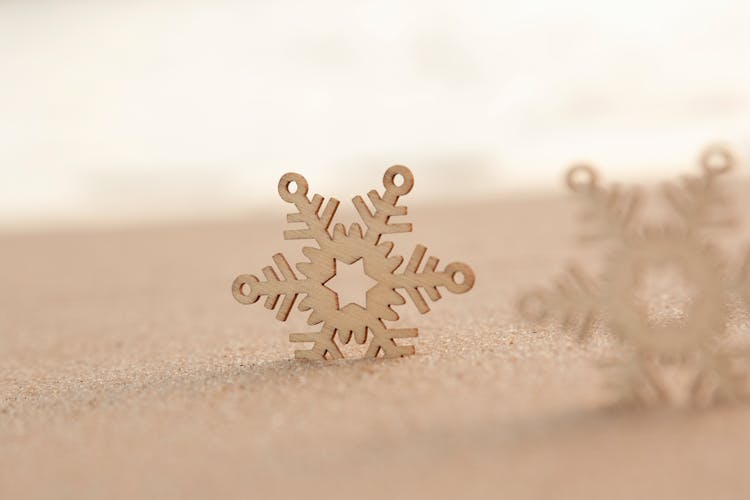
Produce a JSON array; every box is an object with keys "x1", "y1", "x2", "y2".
[{"x1": 231, "y1": 166, "x2": 475, "y2": 360}]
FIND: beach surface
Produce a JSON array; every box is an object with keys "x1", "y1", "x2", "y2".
[{"x1": 2, "y1": 193, "x2": 750, "y2": 499}]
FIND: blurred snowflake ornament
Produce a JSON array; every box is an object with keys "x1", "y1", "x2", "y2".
[
  {"x1": 519, "y1": 145, "x2": 750, "y2": 406},
  {"x1": 232, "y1": 166, "x2": 475, "y2": 360}
]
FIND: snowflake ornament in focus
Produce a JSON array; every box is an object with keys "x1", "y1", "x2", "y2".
[
  {"x1": 519, "y1": 145, "x2": 750, "y2": 406},
  {"x1": 232, "y1": 166, "x2": 475, "y2": 360}
]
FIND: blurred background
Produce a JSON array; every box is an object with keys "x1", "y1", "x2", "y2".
[{"x1": 2, "y1": 0, "x2": 750, "y2": 230}]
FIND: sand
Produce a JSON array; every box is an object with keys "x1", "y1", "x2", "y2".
[{"x1": 2, "y1": 194, "x2": 750, "y2": 500}]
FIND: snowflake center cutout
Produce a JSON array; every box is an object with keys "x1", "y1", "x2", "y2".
[
  {"x1": 232, "y1": 165, "x2": 475, "y2": 360},
  {"x1": 634, "y1": 262, "x2": 698, "y2": 326},
  {"x1": 326, "y1": 258, "x2": 377, "y2": 309}
]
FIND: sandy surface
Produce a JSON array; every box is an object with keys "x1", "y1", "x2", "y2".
[{"x1": 2, "y1": 194, "x2": 750, "y2": 500}]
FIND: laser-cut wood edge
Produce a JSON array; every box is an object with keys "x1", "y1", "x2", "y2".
[{"x1": 232, "y1": 166, "x2": 475, "y2": 360}]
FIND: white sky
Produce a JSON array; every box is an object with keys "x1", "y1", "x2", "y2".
[{"x1": 1, "y1": 0, "x2": 750, "y2": 227}]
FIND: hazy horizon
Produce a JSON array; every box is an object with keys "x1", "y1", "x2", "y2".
[{"x1": 2, "y1": 0, "x2": 750, "y2": 228}]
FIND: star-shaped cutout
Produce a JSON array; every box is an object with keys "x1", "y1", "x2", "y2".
[{"x1": 326, "y1": 258, "x2": 378, "y2": 309}]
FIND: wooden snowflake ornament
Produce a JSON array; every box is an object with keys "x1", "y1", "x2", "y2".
[
  {"x1": 232, "y1": 166, "x2": 475, "y2": 360},
  {"x1": 519, "y1": 145, "x2": 750, "y2": 406}
]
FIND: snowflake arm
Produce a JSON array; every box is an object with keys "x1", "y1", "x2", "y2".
[
  {"x1": 690, "y1": 348, "x2": 749, "y2": 405},
  {"x1": 519, "y1": 265, "x2": 601, "y2": 341},
  {"x1": 661, "y1": 145, "x2": 736, "y2": 233},
  {"x1": 393, "y1": 244, "x2": 476, "y2": 314},
  {"x1": 601, "y1": 354, "x2": 670, "y2": 406},
  {"x1": 290, "y1": 324, "x2": 343, "y2": 360},
  {"x1": 566, "y1": 165, "x2": 643, "y2": 243},
  {"x1": 365, "y1": 321, "x2": 418, "y2": 359},
  {"x1": 278, "y1": 172, "x2": 340, "y2": 246},
  {"x1": 353, "y1": 165, "x2": 414, "y2": 245},
  {"x1": 231, "y1": 253, "x2": 310, "y2": 321}
]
